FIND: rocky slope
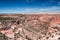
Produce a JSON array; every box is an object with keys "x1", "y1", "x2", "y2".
[{"x1": 0, "y1": 14, "x2": 60, "y2": 40}]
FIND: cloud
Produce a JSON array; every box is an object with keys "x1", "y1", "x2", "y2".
[
  {"x1": 23, "y1": 6, "x2": 60, "y2": 12},
  {"x1": 38, "y1": 6, "x2": 60, "y2": 12},
  {"x1": 57, "y1": 2, "x2": 60, "y2": 5},
  {"x1": 0, "y1": 6, "x2": 60, "y2": 13}
]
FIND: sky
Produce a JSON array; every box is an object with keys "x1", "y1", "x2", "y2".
[{"x1": 0, "y1": 0, "x2": 60, "y2": 13}]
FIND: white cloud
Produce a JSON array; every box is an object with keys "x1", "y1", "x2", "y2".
[
  {"x1": 49, "y1": 0, "x2": 55, "y2": 3},
  {"x1": 58, "y1": 2, "x2": 60, "y2": 4},
  {"x1": 38, "y1": 6, "x2": 60, "y2": 12},
  {"x1": 0, "y1": 6, "x2": 60, "y2": 13},
  {"x1": 57, "y1": 2, "x2": 60, "y2": 5}
]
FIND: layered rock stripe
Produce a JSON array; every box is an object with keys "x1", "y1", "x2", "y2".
[{"x1": 0, "y1": 14, "x2": 60, "y2": 40}]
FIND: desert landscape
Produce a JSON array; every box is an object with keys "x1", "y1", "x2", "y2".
[
  {"x1": 0, "y1": 13, "x2": 60, "y2": 40},
  {"x1": 0, "y1": 0, "x2": 60, "y2": 40}
]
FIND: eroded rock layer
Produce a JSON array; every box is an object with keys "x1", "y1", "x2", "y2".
[{"x1": 0, "y1": 14, "x2": 60, "y2": 40}]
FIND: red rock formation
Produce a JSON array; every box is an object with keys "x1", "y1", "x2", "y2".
[{"x1": 0, "y1": 14, "x2": 60, "y2": 40}]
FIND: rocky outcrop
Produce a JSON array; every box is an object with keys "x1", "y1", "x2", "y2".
[{"x1": 0, "y1": 14, "x2": 60, "y2": 40}]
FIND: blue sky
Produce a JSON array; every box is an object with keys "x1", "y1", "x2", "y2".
[{"x1": 0, "y1": 0, "x2": 60, "y2": 13}]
